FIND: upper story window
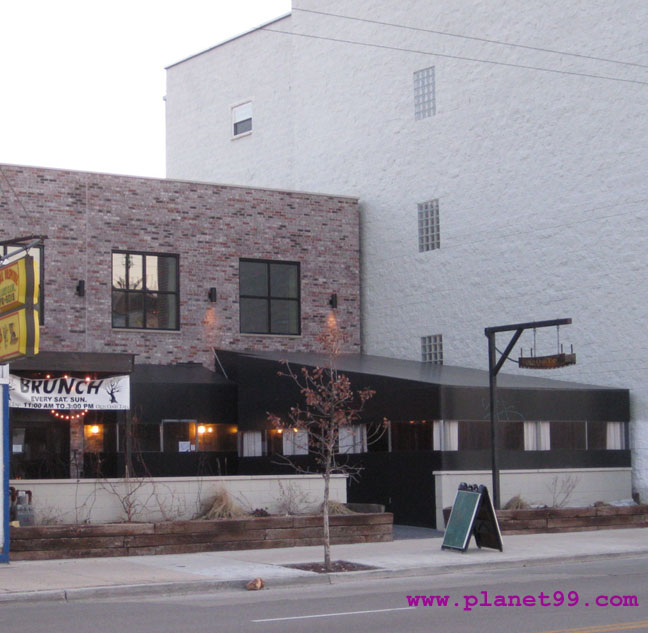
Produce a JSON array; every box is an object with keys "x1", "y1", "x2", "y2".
[
  {"x1": 232, "y1": 101, "x2": 252, "y2": 137},
  {"x1": 239, "y1": 259, "x2": 300, "y2": 335},
  {"x1": 1, "y1": 241, "x2": 44, "y2": 323},
  {"x1": 111, "y1": 251, "x2": 179, "y2": 330},
  {"x1": 418, "y1": 199, "x2": 440, "y2": 252},
  {"x1": 422, "y1": 334, "x2": 443, "y2": 364},
  {"x1": 414, "y1": 66, "x2": 435, "y2": 119}
]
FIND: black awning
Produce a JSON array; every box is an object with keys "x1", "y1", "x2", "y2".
[
  {"x1": 215, "y1": 349, "x2": 629, "y2": 430},
  {"x1": 131, "y1": 363, "x2": 237, "y2": 424},
  {"x1": 10, "y1": 351, "x2": 135, "y2": 374}
]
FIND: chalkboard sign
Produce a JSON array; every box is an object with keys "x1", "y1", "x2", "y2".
[{"x1": 442, "y1": 483, "x2": 503, "y2": 553}]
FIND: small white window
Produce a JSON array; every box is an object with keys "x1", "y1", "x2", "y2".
[
  {"x1": 338, "y1": 425, "x2": 368, "y2": 454},
  {"x1": 524, "y1": 421, "x2": 550, "y2": 450},
  {"x1": 232, "y1": 102, "x2": 252, "y2": 136},
  {"x1": 283, "y1": 429, "x2": 309, "y2": 456},
  {"x1": 433, "y1": 420, "x2": 458, "y2": 451},
  {"x1": 418, "y1": 199, "x2": 440, "y2": 251},
  {"x1": 421, "y1": 334, "x2": 443, "y2": 365},
  {"x1": 241, "y1": 430, "x2": 263, "y2": 456},
  {"x1": 414, "y1": 66, "x2": 435, "y2": 119},
  {"x1": 606, "y1": 422, "x2": 625, "y2": 450}
]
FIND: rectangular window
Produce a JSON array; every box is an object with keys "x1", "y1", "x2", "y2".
[
  {"x1": 2, "y1": 241, "x2": 45, "y2": 323},
  {"x1": 161, "y1": 420, "x2": 196, "y2": 452},
  {"x1": 524, "y1": 421, "x2": 550, "y2": 451},
  {"x1": 239, "y1": 259, "x2": 300, "y2": 335},
  {"x1": 196, "y1": 424, "x2": 238, "y2": 452},
  {"x1": 550, "y1": 421, "x2": 586, "y2": 450},
  {"x1": 391, "y1": 420, "x2": 434, "y2": 451},
  {"x1": 587, "y1": 421, "x2": 627, "y2": 450},
  {"x1": 283, "y1": 429, "x2": 309, "y2": 456},
  {"x1": 241, "y1": 431, "x2": 263, "y2": 457},
  {"x1": 414, "y1": 66, "x2": 435, "y2": 119},
  {"x1": 338, "y1": 425, "x2": 368, "y2": 454},
  {"x1": 433, "y1": 420, "x2": 458, "y2": 451},
  {"x1": 120, "y1": 423, "x2": 161, "y2": 452},
  {"x1": 421, "y1": 334, "x2": 443, "y2": 364},
  {"x1": 418, "y1": 199, "x2": 440, "y2": 251},
  {"x1": 112, "y1": 251, "x2": 179, "y2": 330},
  {"x1": 232, "y1": 101, "x2": 252, "y2": 136},
  {"x1": 457, "y1": 420, "x2": 523, "y2": 450}
]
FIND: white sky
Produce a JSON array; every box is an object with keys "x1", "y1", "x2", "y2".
[{"x1": 0, "y1": 0, "x2": 291, "y2": 179}]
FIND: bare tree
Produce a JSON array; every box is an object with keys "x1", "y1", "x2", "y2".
[
  {"x1": 105, "y1": 380, "x2": 121, "y2": 404},
  {"x1": 268, "y1": 317, "x2": 388, "y2": 571}
]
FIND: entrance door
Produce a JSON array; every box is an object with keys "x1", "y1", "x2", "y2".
[{"x1": 10, "y1": 413, "x2": 70, "y2": 479}]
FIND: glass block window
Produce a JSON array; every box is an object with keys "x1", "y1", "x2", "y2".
[
  {"x1": 111, "y1": 251, "x2": 179, "y2": 330},
  {"x1": 418, "y1": 199, "x2": 440, "y2": 251},
  {"x1": 239, "y1": 259, "x2": 300, "y2": 335},
  {"x1": 414, "y1": 66, "x2": 435, "y2": 119},
  {"x1": 232, "y1": 101, "x2": 252, "y2": 136},
  {"x1": 421, "y1": 334, "x2": 443, "y2": 364}
]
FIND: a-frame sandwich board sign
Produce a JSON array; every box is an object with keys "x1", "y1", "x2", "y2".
[{"x1": 441, "y1": 483, "x2": 503, "y2": 553}]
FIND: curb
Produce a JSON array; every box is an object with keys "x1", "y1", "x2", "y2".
[{"x1": 2, "y1": 550, "x2": 648, "y2": 604}]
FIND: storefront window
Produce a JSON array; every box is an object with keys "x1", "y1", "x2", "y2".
[
  {"x1": 162, "y1": 420, "x2": 196, "y2": 453},
  {"x1": 391, "y1": 420, "x2": 434, "y2": 451}
]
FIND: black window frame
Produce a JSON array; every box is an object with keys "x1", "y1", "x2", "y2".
[
  {"x1": 111, "y1": 250, "x2": 180, "y2": 331},
  {"x1": 1, "y1": 241, "x2": 45, "y2": 323},
  {"x1": 239, "y1": 258, "x2": 301, "y2": 335}
]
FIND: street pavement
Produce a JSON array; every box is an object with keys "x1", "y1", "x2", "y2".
[{"x1": 1, "y1": 526, "x2": 647, "y2": 604}]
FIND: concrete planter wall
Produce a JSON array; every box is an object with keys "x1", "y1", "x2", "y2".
[
  {"x1": 434, "y1": 468, "x2": 632, "y2": 529},
  {"x1": 9, "y1": 475, "x2": 347, "y2": 525},
  {"x1": 10, "y1": 513, "x2": 394, "y2": 561}
]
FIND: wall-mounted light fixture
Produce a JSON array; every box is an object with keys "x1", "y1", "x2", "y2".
[
  {"x1": 328, "y1": 293, "x2": 338, "y2": 309},
  {"x1": 208, "y1": 287, "x2": 217, "y2": 302},
  {"x1": 76, "y1": 280, "x2": 85, "y2": 297}
]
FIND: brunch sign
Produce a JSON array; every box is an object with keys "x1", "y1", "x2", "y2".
[{"x1": 9, "y1": 374, "x2": 130, "y2": 410}]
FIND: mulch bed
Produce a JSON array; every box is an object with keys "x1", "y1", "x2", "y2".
[{"x1": 283, "y1": 560, "x2": 379, "y2": 573}]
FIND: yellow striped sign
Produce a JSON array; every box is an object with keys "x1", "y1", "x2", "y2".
[
  {"x1": 0, "y1": 307, "x2": 39, "y2": 362},
  {"x1": 0, "y1": 255, "x2": 39, "y2": 315}
]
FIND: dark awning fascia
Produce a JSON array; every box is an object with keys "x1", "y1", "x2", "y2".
[
  {"x1": 215, "y1": 349, "x2": 630, "y2": 426},
  {"x1": 130, "y1": 362, "x2": 237, "y2": 425},
  {"x1": 10, "y1": 351, "x2": 135, "y2": 374}
]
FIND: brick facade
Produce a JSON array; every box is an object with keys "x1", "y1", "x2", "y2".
[{"x1": 1, "y1": 164, "x2": 361, "y2": 365}]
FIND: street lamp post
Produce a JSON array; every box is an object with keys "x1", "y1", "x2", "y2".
[{"x1": 485, "y1": 318, "x2": 573, "y2": 510}]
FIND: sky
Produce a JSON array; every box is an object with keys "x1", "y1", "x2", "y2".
[{"x1": 0, "y1": 0, "x2": 291, "y2": 179}]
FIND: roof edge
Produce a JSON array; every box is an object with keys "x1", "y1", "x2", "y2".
[
  {"x1": 166, "y1": 13, "x2": 292, "y2": 70},
  {"x1": 0, "y1": 162, "x2": 359, "y2": 203}
]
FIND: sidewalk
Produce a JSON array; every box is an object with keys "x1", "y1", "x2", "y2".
[{"x1": 1, "y1": 527, "x2": 647, "y2": 604}]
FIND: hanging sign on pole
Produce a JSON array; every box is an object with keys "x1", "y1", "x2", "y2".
[{"x1": 0, "y1": 255, "x2": 39, "y2": 314}]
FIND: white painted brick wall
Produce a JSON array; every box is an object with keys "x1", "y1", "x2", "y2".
[{"x1": 166, "y1": 1, "x2": 648, "y2": 499}]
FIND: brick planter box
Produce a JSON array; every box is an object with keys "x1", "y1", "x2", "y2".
[
  {"x1": 496, "y1": 505, "x2": 648, "y2": 534},
  {"x1": 10, "y1": 513, "x2": 393, "y2": 561},
  {"x1": 442, "y1": 505, "x2": 648, "y2": 534}
]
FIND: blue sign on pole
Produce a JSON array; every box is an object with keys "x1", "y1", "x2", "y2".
[{"x1": 1, "y1": 366, "x2": 9, "y2": 563}]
